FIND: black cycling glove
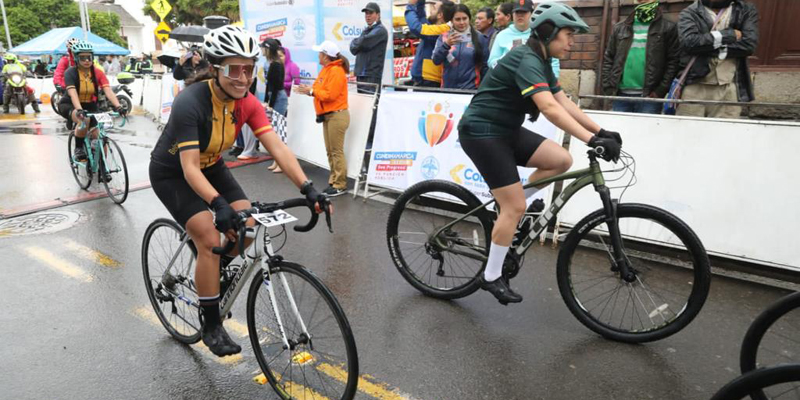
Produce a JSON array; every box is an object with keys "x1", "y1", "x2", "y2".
[
  {"x1": 301, "y1": 181, "x2": 329, "y2": 212},
  {"x1": 210, "y1": 195, "x2": 237, "y2": 233},
  {"x1": 114, "y1": 105, "x2": 128, "y2": 118},
  {"x1": 597, "y1": 128, "x2": 622, "y2": 145},
  {"x1": 588, "y1": 135, "x2": 621, "y2": 163}
]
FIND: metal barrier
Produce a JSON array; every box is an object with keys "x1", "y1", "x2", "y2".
[{"x1": 580, "y1": 94, "x2": 800, "y2": 109}]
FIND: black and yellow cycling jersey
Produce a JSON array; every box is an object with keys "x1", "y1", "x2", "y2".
[{"x1": 150, "y1": 80, "x2": 273, "y2": 171}]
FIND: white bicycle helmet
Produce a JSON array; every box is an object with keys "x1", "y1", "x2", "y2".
[
  {"x1": 66, "y1": 37, "x2": 80, "y2": 51},
  {"x1": 203, "y1": 25, "x2": 259, "y2": 63}
]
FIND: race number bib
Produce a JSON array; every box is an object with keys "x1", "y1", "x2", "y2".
[{"x1": 252, "y1": 210, "x2": 298, "y2": 227}]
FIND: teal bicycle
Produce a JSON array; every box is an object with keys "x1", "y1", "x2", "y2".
[
  {"x1": 67, "y1": 112, "x2": 130, "y2": 204},
  {"x1": 387, "y1": 148, "x2": 711, "y2": 343}
]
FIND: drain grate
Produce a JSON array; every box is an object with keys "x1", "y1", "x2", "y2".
[{"x1": 0, "y1": 211, "x2": 81, "y2": 237}]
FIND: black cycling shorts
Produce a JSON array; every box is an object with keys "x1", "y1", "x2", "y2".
[
  {"x1": 459, "y1": 126, "x2": 546, "y2": 190},
  {"x1": 149, "y1": 161, "x2": 248, "y2": 227},
  {"x1": 59, "y1": 102, "x2": 99, "y2": 129}
]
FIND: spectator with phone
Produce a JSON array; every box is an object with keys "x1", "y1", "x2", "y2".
[
  {"x1": 173, "y1": 47, "x2": 210, "y2": 84},
  {"x1": 432, "y1": 4, "x2": 489, "y2": 89}
]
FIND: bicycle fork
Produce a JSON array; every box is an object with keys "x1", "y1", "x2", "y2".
[
  {"x1": 597, "y1": 186, "x2": 635, "y2": 282},
  {"x1": 263, "y1": 265, "x2": 312, "y2": 351}
]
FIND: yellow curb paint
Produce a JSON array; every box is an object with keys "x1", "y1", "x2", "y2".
[
  {"x1": 22, "y1": 246, "x2": 93, "y2": 282},
  {"x1": 317, "y1": 362, "x2": 412, "y2": 400},
  {"x1": 63, "y1": 239, "x2": 121, "y2": 268},
  {"x1": 132, "y1": 306, "x2": 241, "y2": 365}
]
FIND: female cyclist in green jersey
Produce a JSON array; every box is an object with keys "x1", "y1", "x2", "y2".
[{"x1": 458, "y1": 3, "x2": 623, "y2": 304}]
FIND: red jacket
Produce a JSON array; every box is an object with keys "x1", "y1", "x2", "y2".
[{"x1": 53, "y1": 54, "x2": 75, "y2": 87}]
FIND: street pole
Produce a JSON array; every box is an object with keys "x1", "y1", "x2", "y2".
[
  {"x1": 84, "y1": 0, "x2": 91, "y2": 33},
  {"x1": 0, "y1": 0, "x2": 13, "y2": 50},
  {"x1": 78, "y1": 0, "x2": 88, "y2": 39}
]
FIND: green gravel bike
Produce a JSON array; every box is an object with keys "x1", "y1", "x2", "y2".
[{"x1": 387, "y1": 148, "x2": 711, "y2": 343}]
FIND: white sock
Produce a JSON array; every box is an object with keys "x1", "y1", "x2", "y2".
[
  {"x1": 524, "y1": 186, "x2": 540, "y2": 200},
  {"x1": 483, "y1": 242, "x2": 510, "y2": 282}
]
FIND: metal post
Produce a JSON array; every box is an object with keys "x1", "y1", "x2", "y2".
[
  {"x1": 84, "y1": 0, "x2": 91, "y2": 33},
  {"x1": 78, "y1": 0, "x2": 88, "y2": 39},
  {"x1": 0, "y1": 0, "x2": 13, "y2": 49}
]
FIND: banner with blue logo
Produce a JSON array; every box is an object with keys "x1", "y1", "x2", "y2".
[
  {"x1": 367, "y1": 91, "x2": 564, "y2": 206},
  {"x1": 239, "y1": 0, "x2": 394, "y2": 96}
]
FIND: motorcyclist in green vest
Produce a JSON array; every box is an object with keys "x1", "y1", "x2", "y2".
[
  {"x1": 2, "y1": 53, "x2": 40, "y2": 113},
  {"x1": 140, "y1": 54, "x2": 153, "y2": 74},
  {"x1": 124, "y1": 55, "x2": 141, "y2": 74}
]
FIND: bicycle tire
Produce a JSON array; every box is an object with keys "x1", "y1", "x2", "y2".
[
  {"x1": 386, "y1": 179, "x2": 492, "y2": 300},
  {"x1": 247, "y1": 261, "x2": 358, "y2": 400},
  {"x1": 740, "y1": 291, "x2": 800, "y2": 400},
  {"x1": 141, "y1": 218, "x2": 201, "y2": 344},
  {"x1": 67, "y1": 132, "x2": 92, "y2": 190},
  {"x1": 557, "y1": 203, "x2": 711, "y2": 343},
  {"x1": 710, "y1": 364, "x2": 800, "y2": 400},
  {"x1": 100, "y1": 137, "x2": 129, "y2": 204},
  {"x1": 51, "y1": 91, "x2": 60, "y2": 113}
]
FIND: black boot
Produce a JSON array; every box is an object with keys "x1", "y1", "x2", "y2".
[
  {"x1": 200, "y1": 300, "x2": 241, "y2": 357},
  {"x1": 481, "y1": 276, "x2": 523, "y2": 305}
]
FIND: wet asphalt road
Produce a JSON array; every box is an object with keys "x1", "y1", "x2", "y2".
[{"x1": 0, "y1": 111, "x2": 798, "y2": 400}]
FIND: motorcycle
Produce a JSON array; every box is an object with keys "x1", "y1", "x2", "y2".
[
  {"x1": 98, "y1": 84, "x2": 133, "y2": 115},
  {"x1": 6, "y1": 72, "x2": 30, "y2": 114}
]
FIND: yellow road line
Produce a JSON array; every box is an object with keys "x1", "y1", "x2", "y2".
[
  {"x1": 225, "y1": 318, "x2": 250, "y2": 338},
  {"x1": 253, "y1": 372, "x2": 332, "y2": 400},
  {"x1": 317, "y1": 362, "x2": 414, "y2": 400},
  {"x1": 22, "y1": 246, "x2": 93, "y2": 282},
  {"x1": 63, "y1": 239, "x2": 121, "y2": 268},
  {"x1": 132, "y1": 306, "x2": 242, "y2": 365}
]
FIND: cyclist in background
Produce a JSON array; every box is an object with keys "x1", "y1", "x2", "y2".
[
  {"x1": 59, "y1": 41, "x2": 126, "y2": 161},
  {"x1": 458, "y1": 3, "x2": 623, "y2": 304},
  {"x1": 149, "y1": 26, "x2": 330, "y2": 357},
  {"x1": 54, "y1": 38, "x2": 79, "y2": 101}
]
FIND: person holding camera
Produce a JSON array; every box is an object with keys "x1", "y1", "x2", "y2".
[
  {"x1": 173, "y1": 47, "x2": 210, "y2": 85},
  {"x1": 296, "y1": 41, "x2": 350, "y2": 197},
  {"x1": 432, "y1": 4, "x2": 489, "y2": 89}
]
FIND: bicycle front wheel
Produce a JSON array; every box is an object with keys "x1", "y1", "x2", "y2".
[
  {"x1": 247, "y1": 261, "x2": 358, "y2": 400},
  {"x1": 710, "y1": 364, "x2": 800, "y2": 400},
  {"x1": 67, "y1": 132, "x2": 92, "y2": 190},
  {"x1": 100, "y1": 137, "x2": 129, "y2": 204},
  {"x1": 557, "y1": 203, "x2": 711, "y2": 343},
  {"x1": 386, "y1": 180, "x2": 491, "y2": 299},
  {"x1": 740, "y1": 291, "x2": 800, "y2": 400},
  {"x1": 141, "y1": 218, "x2": 201, "y2": 344}
]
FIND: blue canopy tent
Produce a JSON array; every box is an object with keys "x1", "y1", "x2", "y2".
[{"x1": 9, "y1": 27, "x2": 130, "y2": 56}]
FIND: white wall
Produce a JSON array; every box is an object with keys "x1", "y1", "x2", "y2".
[
  {"x1": 114, "y1": 0, "x2": 158, "y2": 55},
  {"x1": 562, "y1": 111, "x2": 800, "y2": 271}
]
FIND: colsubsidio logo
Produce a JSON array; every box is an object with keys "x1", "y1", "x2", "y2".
[
  {"x1": 332, "y1": 22, "x2": 362, "y2": 41},
  {"x1": 450, "y1": 164, "x2": 465, "y2": 184},
  {"x1": 420, "y1": 156, "x2": 440, "y2": 179},
  {"x1": 418, "y1": 101, "x2": 455, "y2": 147}
]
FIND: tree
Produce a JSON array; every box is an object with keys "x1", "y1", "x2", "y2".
[
  {"x1": 143, "y1": 0, "x2": 240, "y2": 26},
  {"x1": 0, "y1": 0, "x2": 126, "y2": 50}
]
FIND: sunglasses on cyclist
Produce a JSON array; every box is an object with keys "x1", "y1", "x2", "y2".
[
  {"x1": 214, "y1": 63, "x2": 256, "y2": 80},
  {"x1": 78, "y1": 55, "x2": 93, "y2": 62}
]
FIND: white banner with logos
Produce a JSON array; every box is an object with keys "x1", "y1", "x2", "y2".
[
  {"x1": 159, "y1": 74, "x2": 183, "y2": 124},
  {"x1": 286, "y1": 85, "x2": 375, "y2": 179},
  {"x1": 367, "y1": 91, "x2": 563, "y2": 206},
  {"x1": 240, "y1": 0, "x2": 394, "y2": 91}
]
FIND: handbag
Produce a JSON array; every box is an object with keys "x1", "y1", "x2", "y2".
[{"x1": 663, "y1": 8, "x2": 727, "y2": 115}]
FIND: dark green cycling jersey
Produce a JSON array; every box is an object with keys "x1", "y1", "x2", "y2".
[{"x1": 458, "y1": 45, "x2": 561, "y2": 138}]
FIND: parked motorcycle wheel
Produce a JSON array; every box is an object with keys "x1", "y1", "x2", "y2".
[
  {"x1": 51, "y1": 91, "x2": 61, "y2": 113},
  {"x1": 117, "y1": 95, "x2": 132, "y2": 115}
]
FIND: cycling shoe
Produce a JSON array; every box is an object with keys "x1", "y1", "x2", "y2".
[
  {"x1": 481, "y1": 276, "x2": 523, "y2": 305},
  {"x1": 201, "y1": 324, "x2": 242, "y2": 357}
]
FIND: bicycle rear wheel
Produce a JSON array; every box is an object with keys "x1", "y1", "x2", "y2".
[
  {"x1": 67, "y1": 132, "x2": 92, "y2": 190},
  {"x1": 386, "y1": 180, "x2": 491, "y2": 299},
  {"x1": 141, "y1": 218, "x2": 201, "y2": 344},
  {"x1": 557, "y1": 203, "x2": 711, "y2": 343},
  {"x1": 740, "y1": 291, "x2": 800, "y2": 400},
  {"x1": 710, "y1": 364, "x2": 800, "y2": 400},
  {"x1": 100, "y1": 137, "x2": 129, "y2": 204},
  {"x1": 247, "y1": 261, "x2": 358, "y2": 400}
]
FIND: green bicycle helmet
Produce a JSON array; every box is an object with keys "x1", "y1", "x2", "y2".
[
  {"x1": 72, "y1": 41, "x2": 94, "y2": 54},
  {"x1": 530, "y1": 2, "x2": 590, "y2": 43}
]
